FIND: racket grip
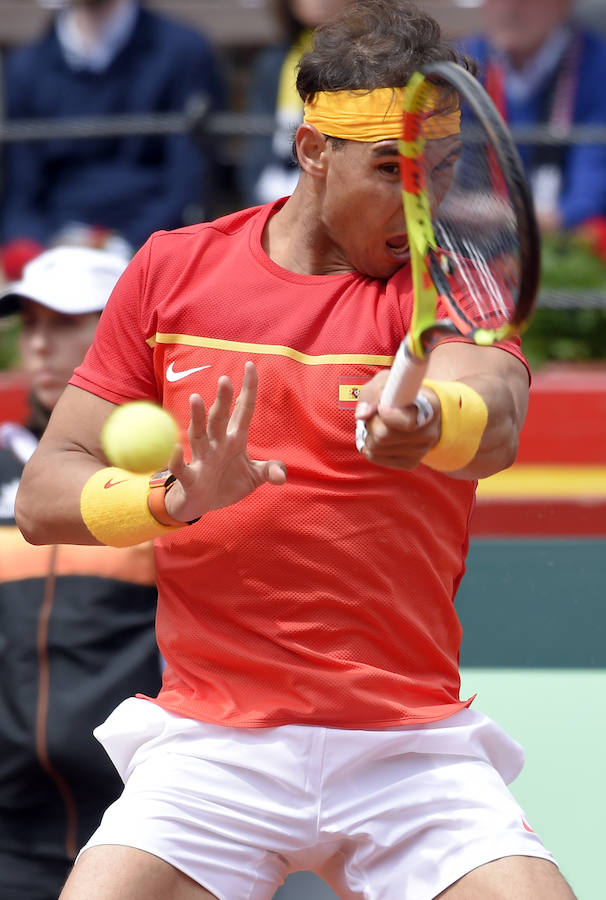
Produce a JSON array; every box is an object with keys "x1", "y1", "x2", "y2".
[
  {"x1": 355, "y1": 340, "x2": 433, "y2": 452},
  {"x1": 380, "y1": 339, "x2": 428, "y2": 409}
]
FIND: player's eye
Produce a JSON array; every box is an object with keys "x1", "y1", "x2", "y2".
[
  {"x1": 379, "y1": 163, "x2": 399, "y2": 177},
  {"x1": 433, "y1": 155, "x2": 457, "y2": 175}
]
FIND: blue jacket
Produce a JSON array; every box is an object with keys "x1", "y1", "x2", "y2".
[
  {"x1": 462, "y1": 28, "x2": 606, "y2": 229},
  {"x1": 238, "y1": 42, "x2": 293, "y2": 207},
  {"x1": 1, "y1": 5, "x2": 225, "y2": 249}
]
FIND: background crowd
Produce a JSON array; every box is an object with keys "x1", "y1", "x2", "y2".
[{"x1": 1, "y1": 0, "x2": 605, "y2": 284}]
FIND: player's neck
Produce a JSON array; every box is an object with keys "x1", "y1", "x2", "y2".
[{"x1": 263, "y1": 191, "x2": 355, "y2": 277}]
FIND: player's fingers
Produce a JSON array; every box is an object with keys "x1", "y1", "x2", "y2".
[
  {"x1": 354, "y1": 399, "x2": 376, "y2": 422},
  {"x1": 227, "y1": 361, "x2": 258, "y2": 435},
  {"x1": 168, "y1": 443, "x2": 187, "y2": 481},
  {"x1": 251, "y1": 459, "x2": 287, "y2": 486},
  {"x1": 362, "y1": 413, "x2": 435, "y2": 458},
  {"x1": 188, "y1": 393, "x2": 210, "y2": 457},
  {"x1": 355, "y1": 371, "x2": 389, "y2": 420},
  {"x1": 206, "y1": 377, "x2": 234, "y2": 444},
  {"x1": 375, "y1": 402, "x2": 430, "y2": 432}
]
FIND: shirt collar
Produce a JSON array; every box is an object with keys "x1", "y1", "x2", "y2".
[
  {"x1": 56, "y1": 0, "x2": 138, "y2": 72},
  {"x1": 498, "y1": 25, "x2": 573, "y2": 104}
]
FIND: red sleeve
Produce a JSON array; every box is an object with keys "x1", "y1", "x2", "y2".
[
  {"x1": 70, "y1": 237, "x2": 160, "y2": 404},
  {"x1": 436, "y1": 331, "x2": 531, "y2": 384}
]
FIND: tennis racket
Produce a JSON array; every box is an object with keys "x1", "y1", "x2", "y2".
[{"x1": 357, "y1": 61, "x2": 540, "y2": 449}]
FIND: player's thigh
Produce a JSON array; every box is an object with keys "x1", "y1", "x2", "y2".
[
  {"x1": 435, "y1": 855, "x2": 577, "y2": 899},
  {"x1": 59, "y1": 845, "x2": 218, "y2": 900}
]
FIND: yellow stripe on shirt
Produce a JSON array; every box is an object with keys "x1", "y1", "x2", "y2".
[{"x1": 148, "y1": 333, "x2": 393, "y2": 367}]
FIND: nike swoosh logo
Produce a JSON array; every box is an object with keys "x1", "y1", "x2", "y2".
[
  {"x1": 166, "y1": 362, "x2": 211, "y2": 382},
  {"x1": 104, "y1": 478, "x2": 128, "y2": 489}
]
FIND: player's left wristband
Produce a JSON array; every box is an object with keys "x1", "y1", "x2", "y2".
[
  {"x1": 421, "y1": 379, "x2": 488, "y2": 472},
  {"x1": 80, "y1": 467, "x2": 191, "y2": 547}
]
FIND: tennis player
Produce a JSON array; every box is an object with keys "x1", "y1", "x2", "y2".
[{"x1": 16, "y1": 2, "x2": 577, "y2": 898}]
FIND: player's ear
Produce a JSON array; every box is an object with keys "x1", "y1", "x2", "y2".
[{"x1": 295, "y1": 123, "x2": 329, "y2": 177}]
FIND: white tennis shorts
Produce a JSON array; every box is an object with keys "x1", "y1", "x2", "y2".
[{"x1": 81, "y1": 699, "x2": 555, "y2": 900}]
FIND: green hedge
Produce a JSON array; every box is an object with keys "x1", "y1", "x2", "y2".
[
  {"x1": 0, "y1": 318, "x2": 20, "y2": 370},
  {"x1": 524, "y1": 232, "x2": 606, "y2": 369},
  {"x1": 523, "y1": 306, "x2": 606, "y2": 370}
]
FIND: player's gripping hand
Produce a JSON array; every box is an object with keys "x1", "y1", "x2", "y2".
[
  {"x1": 355, "y1": 369, "x2": 441, "y2": 470},
  {"x1": 165, "y1": 361, "x2": 286, "y2": 523}
]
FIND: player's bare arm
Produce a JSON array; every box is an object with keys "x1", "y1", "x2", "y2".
[
  {"x1": 16, "y1": 362, "x2": 286, "y2": 546},
  {"x1": 356, "y1": 340, "x2": 529, "y2": 479}
]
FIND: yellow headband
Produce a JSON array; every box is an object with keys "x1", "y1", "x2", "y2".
[{"x1": 303, "y1": 87, "x2": 461, "y2": 141}]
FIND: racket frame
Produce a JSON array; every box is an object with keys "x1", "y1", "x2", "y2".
[{"x1": 380, "y1": 61, "x2": 540, "y2": 411}]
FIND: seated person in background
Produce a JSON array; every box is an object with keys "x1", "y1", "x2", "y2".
[
  {"x1": 0, "y1": 0, "x2": 226, "y2": 264},
  {"x1": 238, "y1": 0, "x2": 351, "y2": 207},
  {"x1": 460, "y1": 0, "x2": 606, "y2": 233},
  {"x1": 0, "y1": 246, "x2": 162, "y2": 900}
]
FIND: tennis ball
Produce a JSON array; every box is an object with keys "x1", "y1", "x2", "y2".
[{"x1": 101, "y1": 401, "x2": 179, "y2": 473}]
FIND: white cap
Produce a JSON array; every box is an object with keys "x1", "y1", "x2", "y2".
[{"x1": 0, "y1": 246, "x2": 128, "y2": 317}]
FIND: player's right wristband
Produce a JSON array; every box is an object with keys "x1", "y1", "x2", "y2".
[
  {"x1": 80, "y1": 467, "x2": 183, "y2": 547},
  {"x1": 421, "y1": 379, "x2": 488, "y2": 472}
]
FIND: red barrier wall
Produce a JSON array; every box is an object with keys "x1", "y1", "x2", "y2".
[
  {"x1": 0, "y1": 370, "x2": 28, "y2": 424},
  {"x1": 517, "y1": 363, "x2": 606, "y2": 464}
]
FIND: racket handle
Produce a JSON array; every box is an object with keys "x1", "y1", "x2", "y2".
[{"x1": 380, "y1": 339, "x2": 428, "y2": 410}]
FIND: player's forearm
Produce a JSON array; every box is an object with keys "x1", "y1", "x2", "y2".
[
  {"x1": 356, "y1": 343, "x2": 530, "y2": 477},
  {"x1": 432, "y1": 372, "x2": 527, "y2": 481},
  {"x1": 16, "y1": 447, "x2": 106, "y2": 546}
]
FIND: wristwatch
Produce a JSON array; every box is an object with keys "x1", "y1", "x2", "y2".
[{"x1": 148, "y1": 470, "x2": 200, "y2": 527}]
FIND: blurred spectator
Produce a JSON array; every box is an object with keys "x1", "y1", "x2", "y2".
[
  {"x1": 238, "y1": 0, "x2": 351, "y2": 207},
  {"x1": 0, "y1": 0, "x2": 226, "y2": 269},
  {"x1": 0, "y1": 237, "x2": 45, "y2": 284},
  {"x1": 0, "y1": 246, "x2": 161, "y2": 900},
  {"x1": 461, "y1": 0, "x2": 606, "y2": 233}
]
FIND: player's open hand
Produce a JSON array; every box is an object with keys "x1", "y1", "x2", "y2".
[{"x1": 164, "y1": 362, "x2": 286, "y2": 522}]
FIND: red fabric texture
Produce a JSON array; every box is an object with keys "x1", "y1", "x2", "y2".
[{"x1": 72, "y1": 201, "x2": 526, "y2": 728}]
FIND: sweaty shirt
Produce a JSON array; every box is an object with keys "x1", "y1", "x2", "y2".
[{"x1": 72, "y1": 199, "x2": 526, "y2": 729}]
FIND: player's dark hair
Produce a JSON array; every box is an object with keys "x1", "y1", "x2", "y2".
[{"x1": 296, "y1": 0, "x2": 472, "y2": 102}]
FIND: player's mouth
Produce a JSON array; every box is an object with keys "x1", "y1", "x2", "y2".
[{"x1": 386, "y1": 236, "x2": 409, "y2": 260}]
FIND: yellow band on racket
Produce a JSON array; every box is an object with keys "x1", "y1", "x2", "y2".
[
  {"x1": 80, "y1": 467, "x2": 181, "y2": 547},
  {"x1": 421, "y1": 380, "x2": 488, "y2": 472},
  {"x1": 303, "y1": 87, "x2": 460, "y2": 142}
]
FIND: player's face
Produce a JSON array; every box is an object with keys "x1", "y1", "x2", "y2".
[
  {"x1": 424, "y1": 135, "x2": 462, "y2": 213},
  {"x1": 318, "y1": 136, "x2": 459, "y2": 280},
  {"x1": 19, "y1": 300, "x2": 99, "y2": 411}
]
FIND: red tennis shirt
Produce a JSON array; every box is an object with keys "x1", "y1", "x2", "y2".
[{"x1": 72, "y1": 200, "x2": 526, "y2": 728}]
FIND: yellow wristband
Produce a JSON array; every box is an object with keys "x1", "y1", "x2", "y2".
[
  {"x1": 421, "y1": 379, "x2": 488, "y2": 472},
  {"x1": 80, "y1": 467, "x2": 181, "y2": 547}
]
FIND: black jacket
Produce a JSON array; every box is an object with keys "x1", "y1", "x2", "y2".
[{"x1": 0, "y1": 426, "x2": 162, "y2": 899}]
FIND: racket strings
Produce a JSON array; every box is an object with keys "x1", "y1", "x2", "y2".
[{"x1": 423, "y1": 105, "x2": 523, "y2": 336}]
